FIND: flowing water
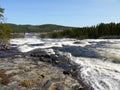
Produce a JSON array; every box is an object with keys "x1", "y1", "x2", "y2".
[{"x1": 10, "y1": 37, "x2": 120, "y2": 90}]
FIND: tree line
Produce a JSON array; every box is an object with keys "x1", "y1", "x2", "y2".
[
  {"x1": 44, "y1": 22, "x2": 120, "y2": 39},
  {"x1": 7, "y1": 24, "x2": 71, "y2": 33}
]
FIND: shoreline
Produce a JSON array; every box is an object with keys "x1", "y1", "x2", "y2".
[{"x1": 0, "y1": 47, "x2": 84, "y2": 90}]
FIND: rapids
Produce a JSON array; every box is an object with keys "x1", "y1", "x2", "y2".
[{"x1": 10, "y1": 37, "x2": 120, "y2": 90}]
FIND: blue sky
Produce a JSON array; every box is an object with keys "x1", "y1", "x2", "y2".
[{"x1": 0, "y1": 0, "x2": 120, "y2": 27}]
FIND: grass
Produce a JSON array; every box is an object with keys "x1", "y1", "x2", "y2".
[{"x1": 19, "y1": 79, "x2": 34, "y2": 87}]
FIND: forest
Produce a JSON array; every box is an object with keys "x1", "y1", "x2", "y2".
[
  {"x1": 44, "y1": 22, "x2": 120, "y2": 39},
  {"x1": 7, "y1": 23, "x2": 72, "y2": 33},
  {"x1": 2, "y1": 22, "x2": 120, "y2": 39}
]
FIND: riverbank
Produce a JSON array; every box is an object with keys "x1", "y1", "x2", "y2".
[{"x1": 0, "y1": 47, "x2": 83, "y2": 90}]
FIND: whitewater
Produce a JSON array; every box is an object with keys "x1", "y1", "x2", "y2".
[{"x1": 10, "y1": 37, "x2": 120, "y2": 90}]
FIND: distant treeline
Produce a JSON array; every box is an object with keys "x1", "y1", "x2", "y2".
[
  {"x1": 6, "y1": 22, "x2": 120, "y2": 39},
  {"x1": 44, "y1": 22, "x2": 120, "y2": 39},
  {"x1": 7, "y1": 23, "x2": 72, "y2": 33}
]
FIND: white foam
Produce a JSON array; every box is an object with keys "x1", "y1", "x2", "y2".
[
  {"x1": 10, "y1": 38, "x2": 44, "y2": 45},
  {"x1": 57, "y1": 51, "x2": 120, "y2": 90},
  {"x1": 10, "y1": 38, "x2": 120, "y2": 90}
]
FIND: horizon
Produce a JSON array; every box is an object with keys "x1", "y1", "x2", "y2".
[
  {"x1": 0, "y1": 0, "x2": 120, "y2": 27},
  {"x1": 7, "y1": 22, "x2": 120, "y2": 28}
]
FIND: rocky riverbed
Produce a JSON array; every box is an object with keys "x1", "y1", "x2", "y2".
[
  {"x1": 0, "y1": 47, "x2": 83, "y2": 90},
  {"x1": 3, "y1": 38, "x2": 120, "y2": 90}
]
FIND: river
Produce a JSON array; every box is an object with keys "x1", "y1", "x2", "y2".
[{"x1": 10, "y1": 37, "x2": 120, "y2": 90}]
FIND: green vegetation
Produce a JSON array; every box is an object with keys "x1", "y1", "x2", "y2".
[
  {"x1": 44, "y1": 22, "x2": 120, "y2": 39},
  {"x1": 6, "y1": 22, "x2": 120, "y2": 39},
  {"x1": 7, "y1": 24, "x2": 72, "y2": 33},
  {"x1": 0, "y1": 7, "x2": 12, "y2": 44}
]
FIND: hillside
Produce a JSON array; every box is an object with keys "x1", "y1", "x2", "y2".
[
  {"x1": 46, "y1": 22, "x2": 120, "y2": 39},
  {"x1": 7, "y1": 23, "x2": 73, "y2": 33}
]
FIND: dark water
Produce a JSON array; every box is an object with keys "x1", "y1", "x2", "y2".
[{"x1": 0, "y1": 45, "x2": 23, "y2": 58}]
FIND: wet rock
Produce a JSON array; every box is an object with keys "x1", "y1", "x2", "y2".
[
  {"x1": 0, "y1": 45, "x2": 10, "y2": 51},
  {"x1": 63, "y1": 70, "x2": 71, "y2": 75},
  {"x1": 0, "y1": 49, "x2": 83, "y2": 90}
]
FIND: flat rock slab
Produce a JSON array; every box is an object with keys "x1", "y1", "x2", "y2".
[{"x1": 0, "y1": 55, "x2": 82, "y2": 90}]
